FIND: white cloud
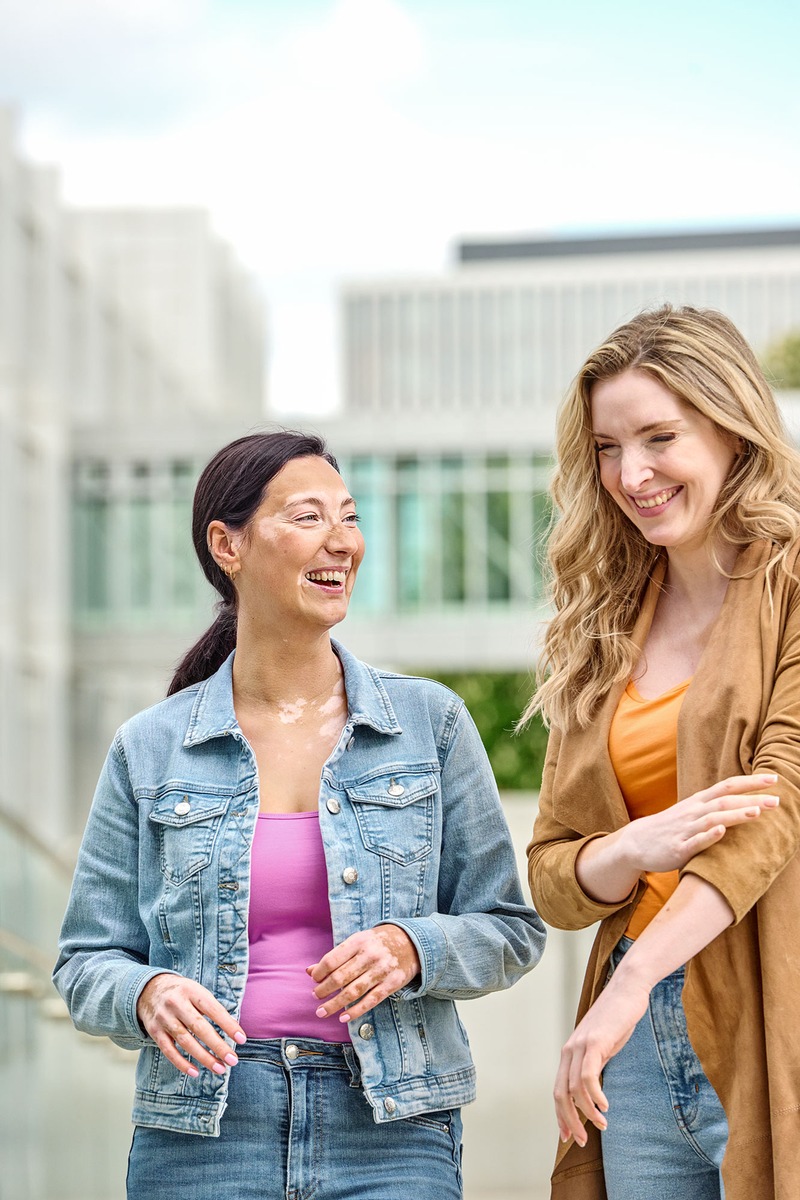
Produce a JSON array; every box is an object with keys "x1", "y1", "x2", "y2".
[{"x1": 287, "y1": 0, "x2": 426, "y2": 89}]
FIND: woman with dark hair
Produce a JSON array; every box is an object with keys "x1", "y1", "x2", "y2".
[
  {"x1": 55, "y1": 430, "x2": 545, "y2": 1200},
  {"x1": 525, "y1": 306, "x2": 800, "y2": 1200}
]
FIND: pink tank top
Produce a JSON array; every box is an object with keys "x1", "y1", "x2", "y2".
[{"x1": 239, "y1": 812, "x2": 351, "y2": 1042}]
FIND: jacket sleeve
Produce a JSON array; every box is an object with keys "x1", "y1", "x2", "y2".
[
  {"x1": 52, "y1": 734, "x2": 178, "y2": 1048},
  {"x1": 683, "y1": 585, "x2": 800, "y2": 923},
  {"x1": 527, "y1": 727, "x2": 640, "y2": 930},
  {"x1": 387, "y1": 700, "x2": 546, "y2": 999}
]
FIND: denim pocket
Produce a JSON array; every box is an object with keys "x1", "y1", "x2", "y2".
[
  {"x1": 346, "y1": 772, "x2": 437, "y2": 865},
  {"x1": 405, "y1": 1108, "x2": 453, "y2": 1133},
  {"x1": 149, "y1": 791, "x2": 228, "y2": 884}
]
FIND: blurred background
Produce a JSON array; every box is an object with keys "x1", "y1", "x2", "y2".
[{"x1": 2, "y1": 1, "x2": 800, "y2": 1197}]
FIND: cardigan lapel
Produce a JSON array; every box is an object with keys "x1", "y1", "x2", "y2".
[
  {"x1": 676, "y1": 539, "x2": 773, "y2": 799},
  {"x1": 551, "y1": 558, "x2": 667, "y2": 836}
]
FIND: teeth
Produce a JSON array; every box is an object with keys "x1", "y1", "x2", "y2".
[
  {"x1": 306, "y1": 571, "x2": 346, "y2": 584},
  {"x1": 635, "y1": 488, "x2": 679, "y2": 509}
]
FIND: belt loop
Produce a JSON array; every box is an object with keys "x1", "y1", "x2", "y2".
[{"x1": 344, "y1": 1045, "x2": 362, "y2": 1089}]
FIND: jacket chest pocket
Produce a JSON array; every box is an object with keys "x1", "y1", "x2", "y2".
[
  {"x1": 346, "y1": 773, "x2": 437, "y2": 866},
  {"x1": 148, "y1": 792, "x2": 230, "y2": 885}
]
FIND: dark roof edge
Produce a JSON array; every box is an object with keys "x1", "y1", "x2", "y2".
[{"x1": 458, "y1": 227, "x2": 800, "y2": 262}]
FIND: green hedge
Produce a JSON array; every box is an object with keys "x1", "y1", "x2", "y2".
[{"x1": 420, "y1": 670, "x2": 549, "y2": 791}]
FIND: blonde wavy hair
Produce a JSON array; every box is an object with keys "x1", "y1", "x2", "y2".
[{"x1": 524, "y1": 304, "x2": 800, "y2": 732}]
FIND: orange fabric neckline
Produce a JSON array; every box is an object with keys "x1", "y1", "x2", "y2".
[{"x1": 626, "y1": 676, "x2": 692, "y2": 704}]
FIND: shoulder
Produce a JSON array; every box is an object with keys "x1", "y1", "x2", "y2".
[
  {"x1": 374, "y1": 667, "x2": 464, "y2": 707},
  {"x1": 114, "y1": 682, "x2": 203, "y2": 752}
]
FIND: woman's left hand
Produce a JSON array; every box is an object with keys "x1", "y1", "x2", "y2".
[
  {"x1": 554, "y1": 973, "x2": 651, "y2": 1147},
  {"x1": 308, "y1": 924, "x2": 421, "y2": 1023}
]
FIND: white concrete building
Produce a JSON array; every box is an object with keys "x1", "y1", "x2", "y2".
[
  {"x1": 342, "y1": 226, "x2": 800, "y2": 420},
  {"x1": 0, "y1": 110, "x2": 266, "y2": 844},
  {"x1": 67, "y1": 207, "x2": 265, "y2": 422}
]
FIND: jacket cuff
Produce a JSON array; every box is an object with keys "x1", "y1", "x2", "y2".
[
  {"x1": 125, "y1": 966, "x2": 182, "y2": 1041},
  {"x1": 529, "y1": 833, "x2": 640, "y2": 929},
  {"x1": 377, "y1": 917, "x2": 447, "y2": 996}
]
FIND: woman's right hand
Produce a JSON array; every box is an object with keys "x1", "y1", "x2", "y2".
[
  {"x1": 576, "y1": 772, "x2": 780, "y2": 904},
  {"x1": 137, "y1": 973, "x2": 246, "y2": 1078},
  {"x1": 622, "y1": 772, "x2": 780, "y2": 873}
]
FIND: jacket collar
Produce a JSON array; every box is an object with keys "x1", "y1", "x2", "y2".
[{"x1": 183, "y1": 638, "x2": 402, "y2": 747}]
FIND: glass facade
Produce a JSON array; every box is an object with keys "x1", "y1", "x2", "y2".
[
  {"x1": 72, "y1": 458, "x2": 214, "y2": 627},
  {"x1": 0, "y1": 812, "x2": 135, "y2": 1200},
  {"x1": 72, "y1": 452, "x2": 553, "y2": 627}
]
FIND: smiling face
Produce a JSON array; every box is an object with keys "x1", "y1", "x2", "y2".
[
  {"x1": 590, "y1": 368, "x2": 739, "y2": 560},
  {"x1": 221, "y1": 455, "x2": 365, "y2": 636}
]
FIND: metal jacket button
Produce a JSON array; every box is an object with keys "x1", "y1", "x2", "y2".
[
  {"x1": 342, "y1": 867, "x2": 358, "y2": 885},
  {"x1": 326, "y1": 797, "x2": 341, "y2": 814},
  {"x1": 387, "y1": 779, "x2": 405, "y2": 797},
  {"x1": 358, "y1": 1022, "x2": 375, "y2": 1040},
  {"x1": 346, "y1": 736, "x2": 356, "y2": 750},
  {"x1": 285, "y1": 1044, "x2": 300, "y2": 1060},
  {"x1": 174, "y1": 798, "x2": 191, "y2": 815},
  {"x1": 383, "y1": 1097, "x2": 397, "y2": 1114}
]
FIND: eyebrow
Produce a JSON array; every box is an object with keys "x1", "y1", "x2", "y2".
[
  {"x1": 284, "y1": 495, "x2": 356, "y2": 508},
  {"x1": 591, "y1": 420, "x2": 685, "y2": 439}
]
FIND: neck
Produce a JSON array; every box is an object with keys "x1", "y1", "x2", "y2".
[
  {"x1": 663, "y1": 538, "x2": 738, "y2": 607},
  {"x1": 231, "y1": 624, "x2": 341, "y2": 711}
]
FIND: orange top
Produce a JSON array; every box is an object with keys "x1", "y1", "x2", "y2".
[{"x1": 608, "y1": 677, "x2": 691, "y2": 938}]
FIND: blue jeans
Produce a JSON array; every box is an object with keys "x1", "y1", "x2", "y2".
[
  {"x1": 126, "y1": 1037, "x2": 463, "y2": 1200},
  {"x1": 601, "y1": 937, "x2": 728, "y2": 1200}
]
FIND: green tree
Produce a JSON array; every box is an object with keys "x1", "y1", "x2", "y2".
[
  {"x1": 764, "y1": 330, "x2": 800, "y2": 389},
  {"x1": 420, "y1": 670, "x2": 548, "y2": 791}
]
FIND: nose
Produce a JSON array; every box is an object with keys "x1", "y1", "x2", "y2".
[
  {"x1": 619, "y1": 448, "x2": 654, "y2": 494},
  {"x1": 325, "y1": 520, "x2": 361, "y2": 555}
]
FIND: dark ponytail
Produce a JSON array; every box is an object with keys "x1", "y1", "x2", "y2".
[{"x1": 168, "y1": 431, "x2": 338, "y2": 696}]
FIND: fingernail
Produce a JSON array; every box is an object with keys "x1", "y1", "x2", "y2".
[
  {"x1": 762, "y1": 773, "x2": 778, "y2": 782},
  {"x1": 338, "y1": 1013, "x2": 351, "y2": 1024},
  {"x1": 224, "y1": 1053, "x2": 239, "y2": 1067},
  {"x1": 315, "y1": 1006, "x2": 327, "y2": 1018},
  {"x1": 211, "y1": 1062, "x2": 226, "y2": 1075},
  {"x1": 765, "y1": 795, "x2": 780, "y2": 804},
  {"x1": 187, "y1": 1066, "x2": 199, "y2": 1078},
  {"x1": 233, "y1": 1031, "x2": 247, "y2": 1045}
]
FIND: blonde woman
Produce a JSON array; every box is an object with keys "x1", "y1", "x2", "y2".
[{"x1": 526, "y1": 305, "x2": 800, "y2": 1200}]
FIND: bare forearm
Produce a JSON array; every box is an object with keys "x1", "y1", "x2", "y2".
[
  {"x1": 575, "y1": 829, "x2": 641, "y2": 903},
  {"x1": 609, "y1": 872, "x2": 734, "y2": 993},
  {"x1": 554, "y1": 872, "x2": 735, "y2": 1145}
]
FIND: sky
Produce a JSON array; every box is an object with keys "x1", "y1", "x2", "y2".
[{"x1": 4, "y1": 0, "x2": 800, "y2": 412}]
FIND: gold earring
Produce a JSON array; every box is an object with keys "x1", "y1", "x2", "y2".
[{"x1": 221, "y1": 563, "x2": 238, "y2": 581}]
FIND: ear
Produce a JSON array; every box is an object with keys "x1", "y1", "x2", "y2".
[{"x1": 207, "y1": 520, "x2": 241, "y2": 575}]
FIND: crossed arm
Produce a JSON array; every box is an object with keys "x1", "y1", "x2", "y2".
[{"x1": 544, "y1": 771, "x2": 780, "y2": 1146}]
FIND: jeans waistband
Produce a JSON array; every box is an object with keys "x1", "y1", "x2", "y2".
[{"x1": 235, "y1": 1036, "x2": 361, "y2": 1083}]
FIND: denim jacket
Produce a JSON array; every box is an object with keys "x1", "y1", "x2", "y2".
[{"x1": 55, "y1": 641, "x2": 545, "y2": 1136}]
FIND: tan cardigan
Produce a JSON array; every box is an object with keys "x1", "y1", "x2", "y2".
[{"x1": 528, "y1": 540, "x2": 800, "y2": 1200}]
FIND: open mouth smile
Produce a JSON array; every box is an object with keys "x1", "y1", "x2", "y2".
[
  {"x1": 305, "y1": 570, "x2": 348, "y2": 592},
  {"x1": 629, "y1": 486, "x2": 682, "y2": 515}
]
